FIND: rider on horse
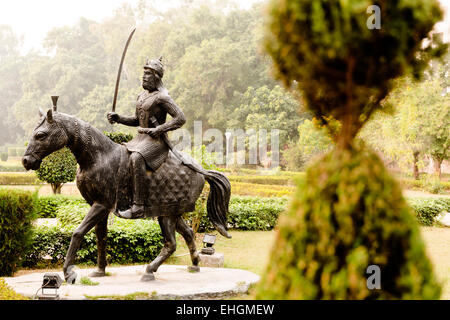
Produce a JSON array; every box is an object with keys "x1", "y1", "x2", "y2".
[{"x1": 107, "y1": 57, "x2": 186, "y2": 219}]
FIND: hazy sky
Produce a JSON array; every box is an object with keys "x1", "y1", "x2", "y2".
[
  {"x1": 0, "y1": 0, "x2": 259, "y2": 53},
  {"x1": 1, "y1": 0, "x2": 449, "y2": 54}
]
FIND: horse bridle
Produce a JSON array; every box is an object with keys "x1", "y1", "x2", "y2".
[{"x1": 24, "y1": 113, "x2": 72, "y2": 162}]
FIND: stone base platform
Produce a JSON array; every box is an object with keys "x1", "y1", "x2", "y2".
[
  {"x1": 199, "y1": 252, "x2": 224, "y2": 268},
  {"x1": 4, "y1": 265, "x2": 260, "y2": 300}
]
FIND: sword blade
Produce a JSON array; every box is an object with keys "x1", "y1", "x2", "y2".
[{"x1": 112, "y1": 27, "x2": 136, "y2": 113}]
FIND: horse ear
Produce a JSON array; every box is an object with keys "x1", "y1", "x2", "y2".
[
  {"x1": 39, "y1": 107, "x2": 44, "y2": 117},
  {"x1": 46, "y1": 109, "x2": 54, "y2": 123}
]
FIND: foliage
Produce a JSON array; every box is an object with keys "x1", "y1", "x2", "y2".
[
  {"x1": 35, "y1": 147, "x2": 77, "y2": 194},
  {"x1": 408, "y1": 198, "x2": 450, "y2": 226},
  {"x1": 0, "y1": 188, "x2": 37, "y2": 276},
  {"x1": 185, "y1": 195, "x2": 289, "y2": 232},
  {"x1": 35, "y1": 195, "x2": 87, "y2": 219},
  {"x1": 188, "y1": 145, "x2": 221, "y2": 171},
  {"x1": 0, "y1": 152, "x2": 8, "y2": 162},
  {"x1": 0, "y1": 172, "x2": 42, "y2": 185},
  {"x1": 227, "y1": 85, "x2": 304, "y2": 149},
  {"x1": 103, "y1": 131, "x2": 134, "y2": 144},
  {"x1": 0, "y1": 164, "x2": 25, "y2": 172},
  {"x1": 0, "y1": 278, "x2": 28, "y2": 300},
  {"x1": 23, "y1": 219, "x2": 163, "y2": 267},
  {"x1": 284, "y1": 119, "x2": 334, "y2": 170},
  {"x1": 265, "y1": 0, "x2": 446, "y2": 144},
  {"x1": 231, "y1": 182, "x2": 295, "y2": 198},
  {"x1": 257, "y1": 144, "x2": 442, "y2": 299},
  {"x1": 360, "y1": 75, "x2": 450, "y2": 178},
  {"x1": 228, "y1": 174, "x2": 301, "y2": 186}
]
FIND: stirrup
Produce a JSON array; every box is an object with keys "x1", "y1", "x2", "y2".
[{"x1": 117, "y1": 204, "x2": 145, "y2": 219}]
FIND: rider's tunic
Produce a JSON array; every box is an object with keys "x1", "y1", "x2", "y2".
[{"x1": 125, "y1": 89, "x2": 186, "y2": 171}]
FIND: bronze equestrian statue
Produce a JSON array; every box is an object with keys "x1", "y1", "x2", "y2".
[{"x1": 22, "y1": 58, "x2": 231, "y2": 284}]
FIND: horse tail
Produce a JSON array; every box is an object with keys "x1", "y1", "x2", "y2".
[{"x1": 204, "y1": 170, "x2": 232, "y2": 239}]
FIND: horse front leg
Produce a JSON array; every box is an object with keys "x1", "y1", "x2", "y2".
[
  {"x1": 63, "y1": 203, "x2": 110, "y2": 283},
  {"x1": 142, "y1": 216, "x2": 177, "y2": 281}
]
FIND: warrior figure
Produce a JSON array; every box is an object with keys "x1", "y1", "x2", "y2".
[{"x1": 107, "y1": 57, "x2": 186, "y2": 218}]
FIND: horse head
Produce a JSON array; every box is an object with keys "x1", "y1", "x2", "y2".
[{"x1": 22, "y1": 108, "x2": 70, "y2": 171}]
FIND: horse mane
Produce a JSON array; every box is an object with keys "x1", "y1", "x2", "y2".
[{"x1": 54, "y1": 112, "x2": 118, "y2": 155}]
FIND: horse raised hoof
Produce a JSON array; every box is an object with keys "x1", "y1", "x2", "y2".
[
  {"x1": 141, "y1": 272, "x2": 155, "y2": 282},
  {"x1": 188, "y1": 265, "x2": 200, "y2": 273},
  {"x1": 65, "y1": 265, "x2": 77, "y2": 284},
  {"x1": 89, "y1": 268, "x2": 106, "y2": 277}
]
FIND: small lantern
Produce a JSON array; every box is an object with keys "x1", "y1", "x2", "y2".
[
  {"x1": 201, "y1": 234, "x2": 216, "y2": 255},
  {"x1": 37, "y1": 273, "x2": 63, "y2": 300}
]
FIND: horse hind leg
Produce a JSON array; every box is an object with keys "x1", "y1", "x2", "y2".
[
  {"x1": 89, "y1": 214, "x2": 108, "y2": 277},
  {"x1": 176, "y1": 216, "x2": 200, "y2": 272},
  {"x1": 142, "y1": 215, "x2": 178, "y2": 281}
]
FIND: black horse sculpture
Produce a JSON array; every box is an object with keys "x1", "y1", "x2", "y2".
[{"x1": 22, "y1": 108, "x2": 231, "y2": 283}]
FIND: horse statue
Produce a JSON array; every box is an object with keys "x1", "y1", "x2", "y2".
[{"x1": 22, "y1": 107, "x2": 231, "y2": 283}]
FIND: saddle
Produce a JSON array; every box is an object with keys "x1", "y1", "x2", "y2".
[{"x1": 113, "y1": 148, "x2": 205, "y2": 219}]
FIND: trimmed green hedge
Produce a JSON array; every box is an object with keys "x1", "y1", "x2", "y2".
[
  {"x1": 408, "y1": 198, "x2": 450, "y2": 226},
  {"x1": 23, "y1": 219, "x2": 163, "y2": 267},
  {"x1": 35, "y1": 195, "x2": 87, "y2": 218},
  {"x1": 0, "y1": 165, "x2": 26, "y2": 172},
  {"x1": 0, "y1": 173, "x2": 43, "y2": 185},
  {"x1": 227, "y1": 174, "x2": 303, "y2": 186},
  {"x1": 0, "y1": 189, "x2": 37, "y2": 276},
  {"x1": 34, "y1": 194, "x2": 450, "y2": 230}
]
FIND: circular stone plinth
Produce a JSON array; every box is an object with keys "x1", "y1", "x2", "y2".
[{"x1": 4, "y1": 265, "x2": 260, "y2": 300}]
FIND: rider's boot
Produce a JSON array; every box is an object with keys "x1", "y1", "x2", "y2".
[{"x1": 118, "y1": 153, "x2": 146, "y2": 219}]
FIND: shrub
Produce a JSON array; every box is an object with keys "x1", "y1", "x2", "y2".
[
  {"x1": 0, "y1": 173, "x2": 42, "y2": 185},
  {"x1": 103, "y1": 131, "x2": 134, "y2": 144},
  {"x1": 0, "y1": 165, "x2": 26, "y2": 172},
  {"x1": 35, "y1": 147, "x2": 77, "y2": 194},
  {"x1": 35, "y1": 195, "x2": 86, "y2": 218},
  {"x1": 408, "y1": 198, "x2": 450, "y2": 226},
  {"x1": 0, "y1": 278, "x2": 28, "y2": 300},
  {"x1": 185, "y1": 196, "x2": 289, "y2": 232},
  {"x1": 0, "y1": 188, "x2": 37, "y2": 276},
  {"x1": 0, "y1": 152, "x2": 8, "y2": 162},
  {"x1": 23, "y1": 219, "x2": 163, "y2": 267}
]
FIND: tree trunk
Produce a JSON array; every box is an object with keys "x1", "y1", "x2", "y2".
[
  {"x1": 413, "y1": 151, "x2": 420, "y2": 180},
  {"x1": 433, "y1": 156, "x2": 442, "y2": 180},
  {"x1": 51, "y1": 183, "x2": 62, "y2": 194}
]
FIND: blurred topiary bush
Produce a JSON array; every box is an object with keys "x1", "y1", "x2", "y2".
[
  {"x1": 257, "y1": 143, "x2": 441, "y2": 299},
  {"x1": 257, "y1": 0, "x2": 446, "y2": 299}
]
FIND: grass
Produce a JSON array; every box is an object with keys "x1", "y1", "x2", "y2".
[
  {"x1": 80, "y1": 276, "x2": 99, "y2": 286},
  {"x1": 166, "y1": 230, "x2": 274, "y2": 276}
]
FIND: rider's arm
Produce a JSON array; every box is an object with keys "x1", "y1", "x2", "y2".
[
  {"x1": 155, "y1": 94, "x2": 186, "y2": 132},
  {"x1": 117, "y1": 111, "x2": 139, "y2": 127}
]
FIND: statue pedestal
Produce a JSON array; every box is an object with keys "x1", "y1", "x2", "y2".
[
  {"x1": 3, "y1": 265, "x2": 259, "y2": 300},
  {"x1": 199, "y1": 252, "x2": 224, "y2": 268}
]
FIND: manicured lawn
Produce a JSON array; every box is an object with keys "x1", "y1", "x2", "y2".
[{"x1": 166, "y1": 230, "x2": 275, "y2": 276}]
